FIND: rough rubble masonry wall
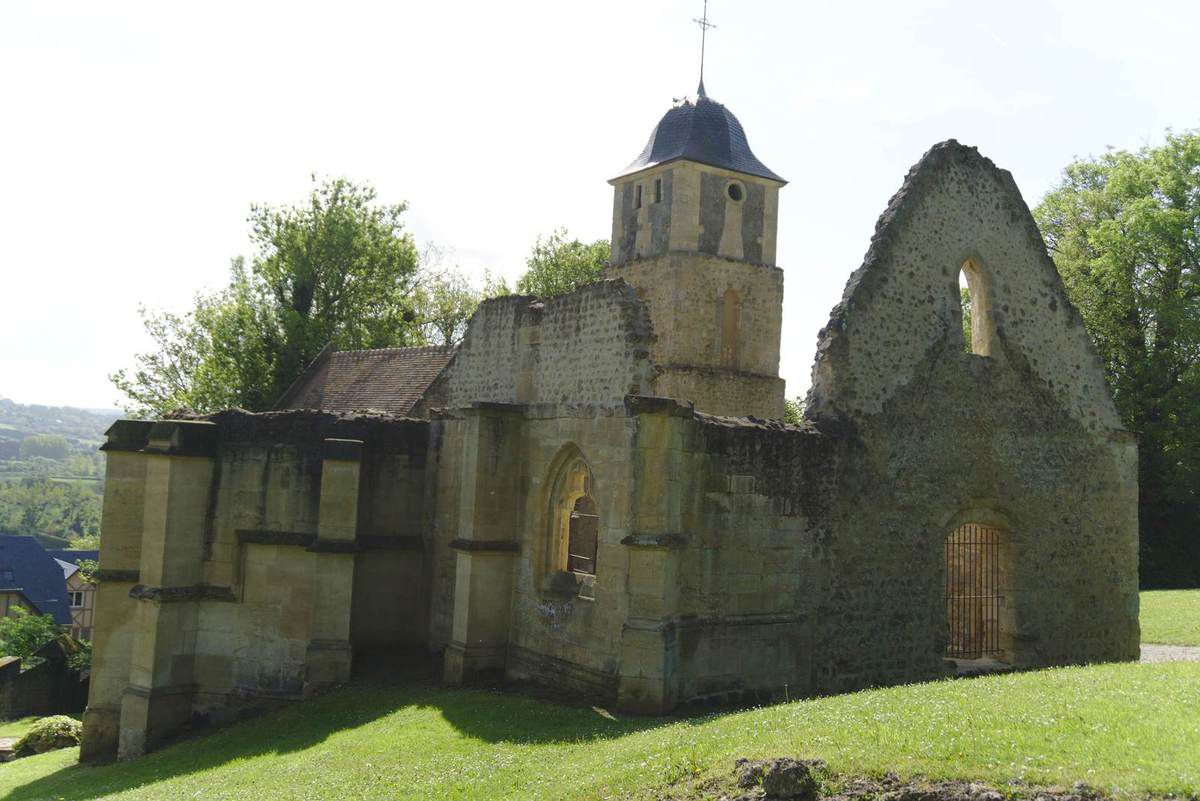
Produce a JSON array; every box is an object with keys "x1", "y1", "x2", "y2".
[
  {"x1": 443, "y1": 280, "x2": 656, "y2": 408},
  {"x1": 803, "y1": 141, "x2": 1139, "y2": 691}
]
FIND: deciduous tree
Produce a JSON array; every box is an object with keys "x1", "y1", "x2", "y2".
[
  {"x1": 1035, "y1": 131, "x2": 1200, "y2": 586},
  {"x1": 516, "y1": 228, "x2": 609, "y2": 298}
]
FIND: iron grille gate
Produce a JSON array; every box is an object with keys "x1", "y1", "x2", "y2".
[{"x1": 945, "y1": 523, "x2": 1002, "y2": 659}]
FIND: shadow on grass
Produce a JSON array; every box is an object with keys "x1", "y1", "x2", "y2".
[{"x1": 2, "y1": 680, "x2": 678, "y2": 801}]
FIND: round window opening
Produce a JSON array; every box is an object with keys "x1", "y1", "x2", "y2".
[{"x1": 726, "y1": 182, "x2": 745, "y2": 202}]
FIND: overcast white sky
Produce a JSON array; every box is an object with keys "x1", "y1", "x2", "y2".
[{"x1": 1, "y1": 0, "x2": 1197, "y2": 410}]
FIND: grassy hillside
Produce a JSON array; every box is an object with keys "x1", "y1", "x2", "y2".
[
  {"x1": 1140, "y1": 590, "x2": 1200, "y2": 645},
  {"x1": 1, "y1": 662, "x2": 1197, "y2": 801}
]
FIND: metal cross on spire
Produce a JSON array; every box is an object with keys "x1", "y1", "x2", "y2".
[{"x1": 693, "y1": 0, "x2": 716, "y2": 97}]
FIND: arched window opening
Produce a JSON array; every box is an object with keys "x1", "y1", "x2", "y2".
[
  {"x1": 567, "y1": 495, "x2": 599, "y2": 575},
  {"x1": 959, "y1": 258, "x2": 993, "y2": 356},
  {"x1": 945, "y1": 522, "x2": 1011, "y2": 665},
  {"x1": 721, "y1": 287, "x2": 741, "y2": 368},
  {"x1": 543, "y1": 450, "x2": 600, "y2": 596}
]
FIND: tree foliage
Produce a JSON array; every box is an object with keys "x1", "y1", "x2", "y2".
[
  {"x1": 516, "y1": 229, "x2": 609, "y2": 298},
  {"x1": 18, "y1": 436, "x2": 69, "y2": 461},
  {"x1": 1034, "y1": 131, "x2": 1200, "y2": 586},
  {"x1": 112, "y1": 177, "x2": 424, "y2": 416},
  {"x1": 0, "y1": 607, "x2": 59, "y2": 665},
  {"x1": 0, "y1": 479, "x2": 101, "y2": 540},
  {"x1": 783, "y1": 396, "x2": 807, "y2": 426}
]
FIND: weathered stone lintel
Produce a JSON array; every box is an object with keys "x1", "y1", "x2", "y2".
[
  {"x1": 449, "y1": 538, "x2": 519, "y2": 553},
  {"x1": 624, "y1": 395, "x2": 695, "y2": 418},
  {"x1": 128, "y1": 584, "x2": 235, "y2": 603},
  {"x1": 620, "y1": 532, "x2": 689, "y2": 548},
  {"x1": 97, "y1": 569, "x2": 141, "y2": 583}
]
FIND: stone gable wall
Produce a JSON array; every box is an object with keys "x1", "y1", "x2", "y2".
[{"x1": 808, "y1": 141, "x2": 1120, "y2": 433}]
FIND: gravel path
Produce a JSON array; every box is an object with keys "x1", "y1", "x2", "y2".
[{"x1": 1140, "y1": 643, "x2": 1200, "y2": 662}]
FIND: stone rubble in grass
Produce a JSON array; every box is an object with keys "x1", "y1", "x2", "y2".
[{"x1": 722, "y1": 759, "x2": 1109, "y2": 801}]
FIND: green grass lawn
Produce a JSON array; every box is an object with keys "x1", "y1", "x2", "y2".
[
  {"x1": 1, "y1": 662, "x2": 1197, "y2": 801},
  {"x1": 1140, "y1": 590, "x2": 1200, "y2": 645},
  {"x1": 0, "y1": 719, "x2": 39, "y2": 741}
]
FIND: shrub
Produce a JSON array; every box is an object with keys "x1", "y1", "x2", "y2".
[{"x1": 14, "y1": 715, "x2": 82, "y2": 756}]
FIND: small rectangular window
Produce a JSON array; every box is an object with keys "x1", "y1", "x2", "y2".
[
  {"x1": 634, "y1": 184, "x2": 642, "y2": 209},
  {"x1": 70, "y1": 591, "x2": 84, "y2": 608},
  {"x1": 653, "y1": 177, "x2": 662, "y2": 203}
]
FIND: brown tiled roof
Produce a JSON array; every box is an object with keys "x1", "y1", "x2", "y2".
[{"x1": 275, "y1": 344, "x2": 456, "y2": 415}]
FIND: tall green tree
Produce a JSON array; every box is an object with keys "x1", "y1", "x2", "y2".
[
  {"x1": 1034, "y1": 131, "x2": 1200, "y2": 586},
  {"x1": 516, "y1": 228, "x2": 609, "y2": 298},
  {"x1": 250, "y1": 176, "x2": 422, "y2": 396},
  {"x1": 112, "y1": 177, "x2": 423, "y2": 416}
]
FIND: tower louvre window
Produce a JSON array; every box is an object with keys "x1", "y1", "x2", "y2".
[
  {"x1": 634, "y1": 184, "x2": 643, "y2": 209},
  {"x1": 653, "y1": 177, "x2": 662, "y2": 203}
]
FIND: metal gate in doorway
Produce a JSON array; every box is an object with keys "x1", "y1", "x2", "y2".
[{"x1": 945, "y1": 523, "x2": 1002, "y2": 659}]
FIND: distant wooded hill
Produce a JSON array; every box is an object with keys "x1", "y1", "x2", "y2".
[{"x1": 0, "y1": 397, "x2": 118, "y2": 547}]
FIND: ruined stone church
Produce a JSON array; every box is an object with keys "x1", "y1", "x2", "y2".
[{"x1": 81, "y1": 82, "x2": 1140, "y2": 762}]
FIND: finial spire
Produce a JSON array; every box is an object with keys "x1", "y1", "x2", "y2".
[{"x1": 693, "y1": 0, "x2": 716, "y2": 97}]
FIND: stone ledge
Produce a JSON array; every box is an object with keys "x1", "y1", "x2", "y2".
[
  {"x1": 359, "y1": 535, "x2": 424, "y2": 551},
  {"x1": 237, "y1": 529, "x2": 315, "y2": 547},
  {"x1": 620, "y1": 532, "x2": 689, "y2": 548},
  {"x1": 623, "y1": 395, "x2": 695, "y2": 418},
  {"x1": 306, "y1": 540, "x2": 358, "y2": 554},
  {"x1": 129, "y1": 584, "x2": 235, "y2": 603},
  {"x1": 449, "y1": 538, "x2": 519, "y2": 553},
  {"x1": 97, "y1": 569, "x2": 140, "y2": 583},
  {"x1": 238, "y1": 530, "x2": 424, "y2": 553}
]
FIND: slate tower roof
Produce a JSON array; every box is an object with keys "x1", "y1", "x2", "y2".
[{"x1": 614, "y1": 87, "x2": 785, "y2": 183}]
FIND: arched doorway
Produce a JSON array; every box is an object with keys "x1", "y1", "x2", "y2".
[{"x1": 944, "y1": 522, "x2": 1009, "y2": 662}]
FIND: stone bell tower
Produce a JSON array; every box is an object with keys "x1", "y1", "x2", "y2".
[{"x1": 605, "y1": 82, "x2": 787, "y2": 419}]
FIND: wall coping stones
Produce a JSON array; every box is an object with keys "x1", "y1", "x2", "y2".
[
  {"x1": 621, "y1": 532, "x2": 689, "y2": 548},
  {"x1": 143, "y1": 420, "x2": 219, "y2": 458},
  {"x1": 100, "y1": 419, "x2": 154, "y2": 452},
  {"x1": 128, "y1": 584, "x2": 235, "y2": 603},
  {"x1": 449, "y1": 538, "x2": 519, "y2": 554}
]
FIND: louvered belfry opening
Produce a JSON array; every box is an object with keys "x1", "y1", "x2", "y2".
[{"x1": 945, "y1": 523, "x2": 1004, "y2": 659}]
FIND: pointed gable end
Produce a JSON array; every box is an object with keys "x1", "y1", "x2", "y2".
[{"x1": 807, "y1": 140, "x2": 1121, "y2": 432}]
